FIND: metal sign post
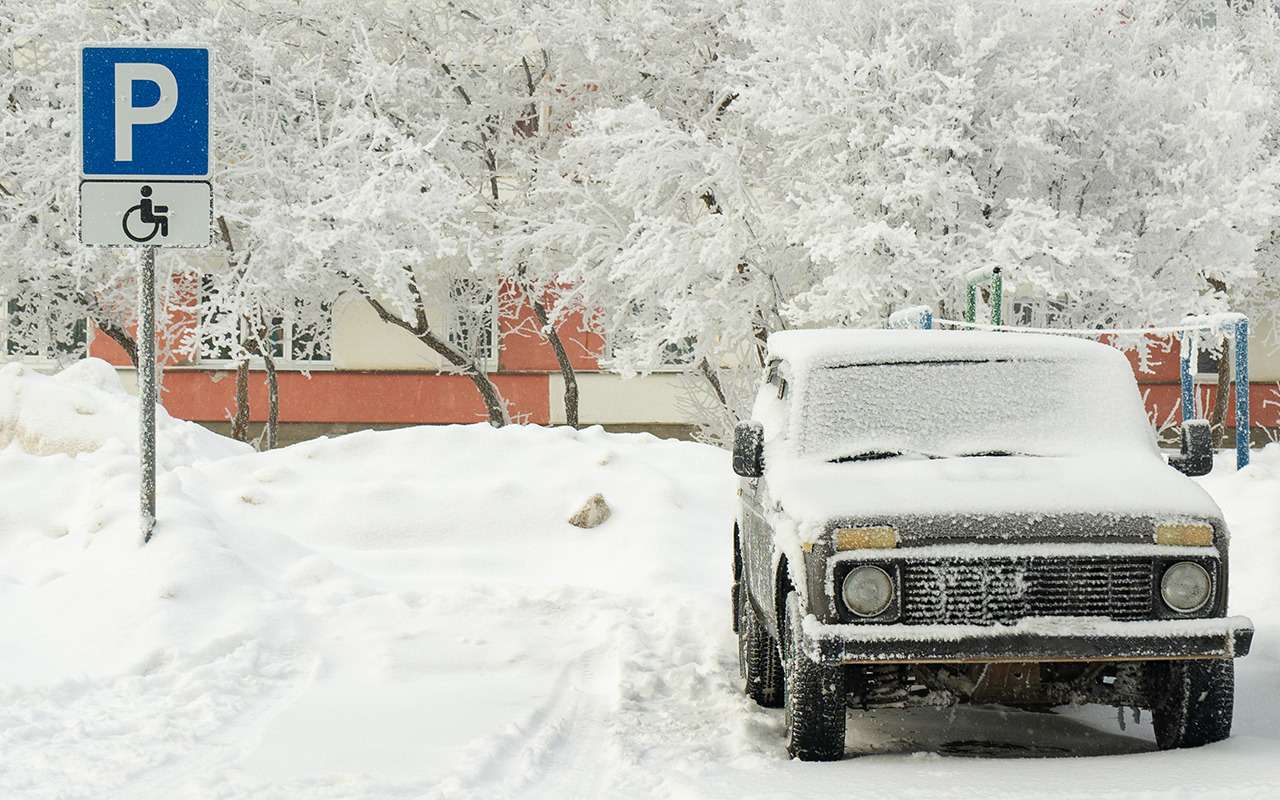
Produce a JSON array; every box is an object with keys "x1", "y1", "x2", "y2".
[
  {"x1": 79, "y1": 44, "x2": 213, "y2": 543},
  {"x1": 139, "y1": 246, "x2": 157, "y2": 542}
]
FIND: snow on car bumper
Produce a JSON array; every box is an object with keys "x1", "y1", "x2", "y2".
[{"x1": 798, "y1": 614, "x2": 1255, "y2": 665}]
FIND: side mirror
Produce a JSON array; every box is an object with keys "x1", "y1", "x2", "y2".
[
  {"x1": 1169, "y1": 419, "x2": 1213, "y2": 477},
  {"x1": 733, "y1": 421, "x2": 765, "y2": 478}
]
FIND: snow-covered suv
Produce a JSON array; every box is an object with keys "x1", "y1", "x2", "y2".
[{"x1": 731, "y1": 329, "x2": 1254, "y2": 761}]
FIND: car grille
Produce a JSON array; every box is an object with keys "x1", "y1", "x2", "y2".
[{"x1": 900, "y1": 557, "x2": 1154, "y2": 625}]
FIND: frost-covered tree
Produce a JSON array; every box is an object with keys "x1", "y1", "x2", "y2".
[
  {"x1": 5, "y1": 0, "x2": 1280, "y2": 443},
  {"x1": 730, "y1": 0, "x2": 1280, "y2": 331},
  {"x1": 508, "y1": 1, "x2": 814, "y2": 442},
  {"x1": 186, "y1": 2, "x2": 513, "y2": 425},
  {"x1": 3, "y1": 0, "x2": 574, "y2": 428},
  {"x1": 521, "y1": 0, "x2": 1280, "y2": 441},
  {"x1": 0, "y1": 2, "x2": 148, "y2": 366},
  {"x1": 208, "y1": 0, "x2": 650, "y2": 428},
  {"x1": 1, "y1": 1, "x2": 354, "y2": 437},
  {"x1": 730, "y1": 0, "x2": 1280, "y2": 444}
]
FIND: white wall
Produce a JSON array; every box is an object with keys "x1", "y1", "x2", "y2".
[
  {"x1": 330, "y1": 294, "x2": 449, "y2": 371},
  {"x1": 1251, "y1": 318, "x2": 1280, "y2": 382},
  {"x1": 549, "y1": 372, "x2": 694, "y2": 425}
]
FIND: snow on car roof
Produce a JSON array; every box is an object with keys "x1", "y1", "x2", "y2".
[
  {"x1": 753, "y1": 327, "x2": 1199, "y2": 539},
  {"x1": 767, "y1": 328, "x2": 1119, "y2": 370},
  {"x1": 760, "y1": 328, "x2": 1153, "y2": 462}
]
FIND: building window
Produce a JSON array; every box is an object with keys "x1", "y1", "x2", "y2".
[
  {"x1": 1190, "y1": 335, "x2": 1234, "y2": 378},
  {"x1": 606, "y1": 314, "x2": 697, "y2": 371},
  {"x1": 198, "y1": 276, "x2": 331, "y2": 366},
  {"x1": 659, "y1": 335, "x2": 697, "y2": 367},
  {"x1": 1195, "y1": 346, "x2": 1220, "y2": 376},
  {"x1": 603, "y1": 302, "x2": 698, "y2": 371},
  {"x1": 1, "y1": 289, "x2": 87, "y2": 362},
  {"x1": 289, "y1": 312, "x2": 331, "y2": 362},
  {"x1": 1010, "y1": 298, "x2": 1067, "y2": 328},
  {"x1": 198, "y1": 275, "x2": 236, "y2": 361},
  {"x1": 447, "y1": 280, "x2": 495, "y2": 361}
]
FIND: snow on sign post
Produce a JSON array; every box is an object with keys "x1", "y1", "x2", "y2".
[{"x1": 79, "y1": 44, "x2": 213, "y2": 544}]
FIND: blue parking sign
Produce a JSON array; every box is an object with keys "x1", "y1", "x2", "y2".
[{"x1": 81, "y1": 45, "x2": 210, "y2": 178}]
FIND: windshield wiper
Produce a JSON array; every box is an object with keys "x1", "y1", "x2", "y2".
[
  {"x1": 830, "y1": 450, "x2": 1034, "y2": 463},
  {"x1": 830, "y1": 450, "x2": 941, "y2": 463},
  {"x1": 829, "y1": 451, "x2": 902, "y2": 463}
]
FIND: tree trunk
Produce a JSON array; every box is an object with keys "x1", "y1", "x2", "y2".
[
  {"x1": 1204, "y1": 277, "x2": 1232, "y2": 448},
  {"x1": 1209, "y1": 334, "x2": 1232, "y2": 448},
  {"x1": 512, "y1": 56, "x2": 574, "y2": 425},
  {"x1": 262, "y1": 351, "x2": 279, "y2": 450},
  {"x1": 408, "y1": 322, "x2": 509, "y2": 427},
  {"x1": 218, "y1": 216, "x2": 255, "y2": 443},
  {"x1": 699, "y1": 357, "x2": 729, "y2": 409},
  {"x1": 231, "y1": 359, "x2": 251, "y2": 442},
  {"x1": 460, "y1": 363, "x2": 509, "y2": 427},
  {"x1": 529, "y1": 295, "x2": 578, "y2": 427},
  {"x1": 416, "y1": 335, "x2": 509, "y2": 427},
  {"x1": 95, "y1": 319, "x2": 138, "y2": 366},
  {"x1": 353, "y1": 290, "x2": 509, "y2": 427}
]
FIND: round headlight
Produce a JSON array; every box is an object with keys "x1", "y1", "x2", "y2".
[
  {"x1": 842, "y1": 565, "x2": 894, "y2": 617},
  {"x1": 1160, "y1": 561, "x2": 1212, "y2": 613}
]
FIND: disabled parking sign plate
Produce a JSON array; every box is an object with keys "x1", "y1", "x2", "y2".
[
  {"x1": 79, "y1": 44, "x2": 212, "y2": 247},
  {"x1": 80, "y1": 180, "x2": 211, "y2": 247}
]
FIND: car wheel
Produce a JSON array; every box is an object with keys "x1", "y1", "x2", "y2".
[
  {"x1": 1148, "y1": 658, "x2": 1234, "y2": 749},
  {"x1": 737, "y1": 576, "x2": 783, "y2": 708},
  {"x1": 782, "y1": 592, "x2": 846, "y2": 761}
]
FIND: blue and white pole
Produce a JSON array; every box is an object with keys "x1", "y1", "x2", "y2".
[
  {"x1": 1179, "y1": 330, "x2": 1195, "y2": 428},
  {"x1": 1234, "y1": 317, "x2": 1250, "y2": 469}
]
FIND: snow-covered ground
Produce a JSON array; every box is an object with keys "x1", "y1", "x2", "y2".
[{"x1": 1, "y1": 360, "x2": 1278, "y2": 799}]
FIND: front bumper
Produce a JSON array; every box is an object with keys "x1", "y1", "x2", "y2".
[{"x1": 798, "y1": 614, "x2": 1255, "y2": 665}]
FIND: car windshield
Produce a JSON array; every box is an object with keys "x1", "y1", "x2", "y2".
[{"x1": 794, "y1": 357, "x2": 1155, "y2": 462}]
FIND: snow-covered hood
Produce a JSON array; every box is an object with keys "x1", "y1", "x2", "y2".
[{"x1": 764, "y1": 453, "x2": 1224, "y2": 546}]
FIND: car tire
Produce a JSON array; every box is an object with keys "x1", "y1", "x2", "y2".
[
  {"x1": 731, "y1": 549, "x2": 741, "y2": 635},
  {"x1": 737, "y1": 576, "x2": 784, "y2": 708},
  {"x1": 782, "y1": 592, "x2": 846, "y2": 761},
  {"x1": 1148, "y1": 658, "x2": 1234, "y2": 749}
]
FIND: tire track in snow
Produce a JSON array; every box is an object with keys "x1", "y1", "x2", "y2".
[
  {"x1": 425, "y1": 607, "x2": 628, "y2": 799},
  {"x1": 0, "y1": 637, "x2": 305, "y2": 800},
  {"x1": 605, "y1": 593, "x2": 787, "y2": 781},
  {"x1": 119, "y1": 648, "x2": 322, "y2": 800},
  {"x1": 429, "y1": 591, "x2": 778, "y2": 799}
]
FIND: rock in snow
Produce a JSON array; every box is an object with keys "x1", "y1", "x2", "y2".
[{"x1": 568, "y1": 492, "x2": 612, "y2": 528}]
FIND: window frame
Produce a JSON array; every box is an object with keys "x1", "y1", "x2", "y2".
[
  {"x1": 604, "y1": 301, "x2": 697, "y2": 374},
  {"x1": 445, "y1": 280, "x2": 500, "y2": 372},
  {"x1": 195, "y1": 287, "x2": 333, "y2": 372},
  {"x1": 602, "y1": 330, "x2": 698, "y2": 373},
  {"x1": 1009, "y1": 297, "x2": 1068, "y2": 329},
  {"x1": 0, "y1": 294, "x2": 89, "y2": 366}
]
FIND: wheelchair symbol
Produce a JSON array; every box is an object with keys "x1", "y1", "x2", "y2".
[{"x1": 122, "y1": 185, "x2": 169, "y2": 243}]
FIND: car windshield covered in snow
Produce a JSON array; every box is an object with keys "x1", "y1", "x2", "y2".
[{"x1": 793, "y1": 356, "x2": 1156, "y2": 463}]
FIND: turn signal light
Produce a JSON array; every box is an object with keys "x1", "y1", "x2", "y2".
[
  {"x1": 1155, "y1": 523, "x2": 1213, "y2": 547},
  {"x1": 834, "y1": 526, "x2": 897, "y2": 551}
]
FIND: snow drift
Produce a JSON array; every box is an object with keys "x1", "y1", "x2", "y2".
[
  {"x1": 0, "y1": 359, "x2": 246, "y2": 461},
  {"x1": 1, "y1": 360, "x2": 1277, "y2": 799}
]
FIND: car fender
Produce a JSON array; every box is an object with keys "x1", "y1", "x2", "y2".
[{"x1": 768, "y1": 526, "x2": 808, "y2": 640}]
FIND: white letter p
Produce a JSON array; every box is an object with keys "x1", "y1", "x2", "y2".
[{"x1": 114, "y1": 63, "x2": 178, "y2": 162}]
